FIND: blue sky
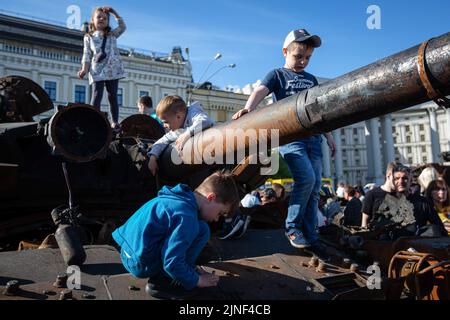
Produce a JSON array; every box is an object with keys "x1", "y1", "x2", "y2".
[{"x1": 1, "y1": 0, "x2": 449, "y2": 89}]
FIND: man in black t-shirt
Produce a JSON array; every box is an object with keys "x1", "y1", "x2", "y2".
[{"x1": 362, "y1": 162, "x2": 447, "y2": 238}]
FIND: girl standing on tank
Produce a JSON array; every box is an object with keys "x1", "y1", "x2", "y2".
[{"x1": 78, "y1": 6, "x2": 126, "y2": 130}]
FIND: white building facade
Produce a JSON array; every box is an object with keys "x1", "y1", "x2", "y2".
[
  {"x1": 325, "y1": 104, "x2": 450, "y2": 186},
  {"x1": 0, "y1": 13, "x2": 192, "y2": 121}
]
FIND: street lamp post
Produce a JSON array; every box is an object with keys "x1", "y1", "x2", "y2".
[
  {"x1": 203, "y1": 63, "x2": 236, "y2": 84},
  {"x1": 197, "y1": 53, "x2": 222, "y2": 85},
  {"x1": 187, "y1": 53, "x2": 222, "y2": 104}
]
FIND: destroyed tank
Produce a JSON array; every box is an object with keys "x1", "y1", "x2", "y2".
[{"x1": 1, "y1": 32, "x2": 450, "y2": 300}]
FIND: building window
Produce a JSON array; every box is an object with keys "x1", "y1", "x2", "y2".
[
  {"x1": 407, "y1": 146, "x2": 412, "y2": 153},
  {"x1": 420, "y1": 135, "x2": 426, "y2": 142},
  {"x1": 353, "y1": 128, "x2": 358, "y2": 135},
  {"x1": 139, "y1": 90, "x2": 149, "y2": 97},
  {"x1": 44, "y1": 81, "x2": 57, "y2": 102},
  {"x1": 422, "y1": 156, "x2": 427, "y2": 163},
  {"x1": 117, "y1": 88, "x2": 123, "y2": 107},
  {"x1": 421, "y1": 146, "x2": 426, "y2": 153},
  {"x1": 217, "y1": 110, "x2": 226, "y2": 122},
  {"x1": 419, "y1": 124, "x2": 424, "y2": 131},
  {"x1": 405, "y1": 125, "x2": 410, "y2": 132},
  {"x1": 406, "y1": 136, "x2": 411, "y2": 143},
  {"x1": 408, "y1": 157, "x2": 413, "y2": 164},
  {"x1": 74, "y1": 85, "x2": 86, "y2": 103}
]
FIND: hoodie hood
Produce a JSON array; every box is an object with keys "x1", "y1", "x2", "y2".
[{"x1": 157, "y1": 184, "x2": 198, "y2": 212}]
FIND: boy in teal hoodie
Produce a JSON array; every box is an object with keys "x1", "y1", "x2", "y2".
[{"x1": 112, "y1": 171, "x2": 239, "y2": 299}]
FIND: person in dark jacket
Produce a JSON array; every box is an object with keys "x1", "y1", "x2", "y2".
[
  {"x1": 343, "y1": 185, "x2": 362, "y2": 227},
  {"x1": 112, "y1": 171, "x2": 239, "y2": 299}
]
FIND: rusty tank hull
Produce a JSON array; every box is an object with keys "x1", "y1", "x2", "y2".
[{"x1": 0, "y1": 77, "x2": 165, "y2": 245}]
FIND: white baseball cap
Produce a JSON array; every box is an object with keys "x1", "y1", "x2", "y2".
[{"x1": 283, "y1": 29, "x2": 322, "y2": 49}]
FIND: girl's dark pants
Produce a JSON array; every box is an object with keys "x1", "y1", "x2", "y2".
[{"x1": 91, "y1": 79, "x2": 119, "y2": 123}]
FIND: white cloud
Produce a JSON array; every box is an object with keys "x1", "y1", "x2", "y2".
[{"x1": 225, "y1": 79, "x2": 261, "y2": 94}]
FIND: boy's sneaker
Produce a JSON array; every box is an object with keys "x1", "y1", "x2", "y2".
[
  {"x1": 218, "y1": 213, "x2": 251, "y2": 240},
  {"x1": 306, "y1": 241, "x2": 330, "y2": 262},
  {"x1": 285, "y1": 230, "x2": 310, "y2": 249},
  {"x1": 145, "y1": 274, "x2": 197, "y2": 300}
]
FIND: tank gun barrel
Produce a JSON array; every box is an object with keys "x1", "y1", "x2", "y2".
[{"x1": 159, "y1": 33, "x2": 450, "y2": 180}]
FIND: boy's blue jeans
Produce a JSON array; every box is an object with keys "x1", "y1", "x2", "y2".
[
  {"x1": 279, "y1": 135, "x2": 323, "y2": 245},
  {"x1": 120, "y1": 221, "x2": 210, "y2": 279}
]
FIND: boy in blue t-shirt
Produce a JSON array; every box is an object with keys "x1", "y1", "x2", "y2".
[
  {"x1": 112, "y1": 171, "x2": 239, "y2": 299},
  {"x1": 233, "y1": 29, "x2": 336, "y2": 258}
]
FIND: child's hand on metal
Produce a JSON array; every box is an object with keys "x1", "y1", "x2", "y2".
[
  {"x1": 175, "y1": 131, "x2": 190, "y2": 153},
  {"x1": 196, "y1": 265, "x2": 209, "y2": 275},
  {"x1": 197, "y1": 273, "x2": 219, "y2": 288},
  {"x1": 232, "y1": 108, "x2": 249, "y2": 120}
]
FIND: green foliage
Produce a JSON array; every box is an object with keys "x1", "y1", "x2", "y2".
[{"x1": 268, "y1": 152, "x2": 292, "y2": 179}]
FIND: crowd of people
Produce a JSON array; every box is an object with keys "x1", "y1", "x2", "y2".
[
  {"x1": 322, "y1": 163, "x2": 450, "y2": 238},
  {"x1": 230, "y1": 161, "x2": 450, "y2": 248}
]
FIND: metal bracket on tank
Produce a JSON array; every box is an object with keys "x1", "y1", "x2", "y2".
[{"x1": 417, "y1": 38, "x2": 450, "y2": 109}]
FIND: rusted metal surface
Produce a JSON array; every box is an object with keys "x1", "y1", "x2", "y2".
[
  {"x1": 200, "y1": 256, "x2": 326, "y2": 300},
  {"x1": 3, "y1": 280, "x2": 20, "y2": 296},
  {"x1": 309, "y1": 272, "x2": 384, "y2": 300},
  {"x1": 0, "y1": 76, "x2": 53, "y2": 122},
  {"x1": 0, "y1": 281, "x2": 100, "y2": 300},
  {"x1": 417, "y1": 39, "x2": 450, "y2": 109},
  {"x1": 119, "y1": 114, "x2": 165, "y2": 140},
  {"x1": 0, "y1": 121, "x2": 158, "y2": 240},
  {"x1": 361, "y1": 236, "x2": 450, "y2": 272},
  {"x1": 0, "y1": 245, "x2": 125, "y2": 299},
  {"x1": 388, "y1": 251, "x2": 450, "y2": 300},
  {"x1": 47, "y1": 103, "x2": 112, "y2": 163},
  {"x1": 52, "y1": 273, "x2": 68, "y2": 289},
  {"x1": 17, "y1": 234, "x2": 58, "y2": 251},
  {"x1": 2, "y1": 229, "x2": 446, "y2": 300},
  {"x1": 0, "y1": 230, "x2": 382, "y2": 300}
]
